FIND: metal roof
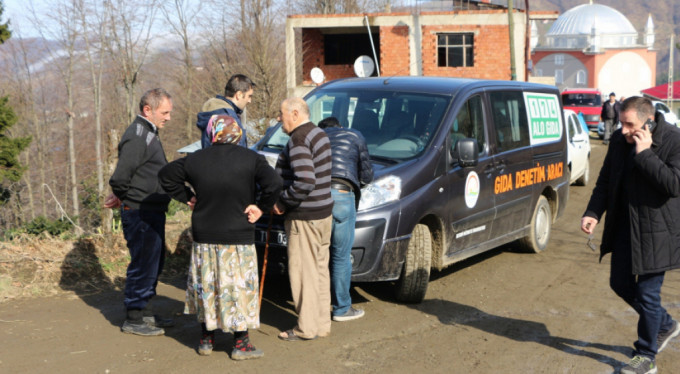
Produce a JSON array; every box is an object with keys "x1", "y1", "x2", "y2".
[{"x1": 546, "y1": 3, "x2": 636, "y2": 36}]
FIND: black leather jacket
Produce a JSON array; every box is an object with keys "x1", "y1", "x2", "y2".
[{"x1": 324, "y1": 127, "x2": 374, "y2": 195}]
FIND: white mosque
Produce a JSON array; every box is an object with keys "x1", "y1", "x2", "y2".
[{"x1": 531, "y1": 1, "x2": 656, "y2": 97}]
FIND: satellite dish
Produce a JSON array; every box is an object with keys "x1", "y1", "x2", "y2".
[
  {"x1": 353, "y1": 55, "x2": 375, "y2": 78},
  {"x1": 310, "y1": 67, "x2": 325, "y2": 84}
]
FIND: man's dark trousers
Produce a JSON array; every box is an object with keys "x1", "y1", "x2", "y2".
[
  {"x1": 610, "y1": 244, "x2": 674, "y2": 358},
  {"x1": 121, "y1": 205, "x2": 166, "y2": 312}
]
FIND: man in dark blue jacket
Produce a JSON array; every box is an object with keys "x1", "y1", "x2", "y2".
[
  {"x1": 196, "y1": 74, "x2": 254, "y2": 148},
  {"x1": 105, "y1": 88, "x2": 175, "y2": 336},
  {"x1": 318, "y1": 117, "x2": 373, "y2": 322},
  {"x1": 582, "y1": 97, "x2": 680, "y2": 374}
]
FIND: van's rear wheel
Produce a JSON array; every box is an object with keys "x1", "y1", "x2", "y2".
[
  {"x1": 395, "y1": 223, "x2": 432, "y2": 303},
  {"x1": 519, "y1": 196, "x2": 552, "y2": 253}
]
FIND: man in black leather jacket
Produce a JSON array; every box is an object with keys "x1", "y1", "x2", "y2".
[
  {"x1": 582, "y1": 97, "x2": 680, "y2": 374},
  {"x1": 318, "y1": 117, "x2": 373, "y2": 322}
]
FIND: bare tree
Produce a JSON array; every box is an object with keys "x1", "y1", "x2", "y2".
[
  {"x1": 239, "y1": 0, "x2": 287, "y2": 132},
  {"x1": 292, "y1": 0, "x2": 391, "y2": 13},
  {"x1": 161, "y1": 0, "x2": 203, "y2": 139},
  {"x1": 27, "y1": 0, "x2": 84, "y2": 231},
  {"x1": 102, "y1": 0, "x2": 158, "y2": 124}
]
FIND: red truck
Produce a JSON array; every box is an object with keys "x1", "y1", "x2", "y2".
[{"x1": 561, "y1": 88, "x2": 602, "y2": 131}]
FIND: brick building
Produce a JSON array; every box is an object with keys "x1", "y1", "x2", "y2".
[{"x1": 285, "y1": 6, "x2": 557, "y2": 97}]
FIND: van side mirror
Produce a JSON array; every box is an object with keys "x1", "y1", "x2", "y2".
[{"x1": 452, "y1": 138, "x2": 479, "y2": 167}]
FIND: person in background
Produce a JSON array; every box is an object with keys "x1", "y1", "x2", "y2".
[
  {"x1": 158, "y1": 115, "x2": 281, "y2": 360},
  {"x1": 317, "y1": 116, "x2": 373, "y2": 322},
  {"x1": 196, "y1": 74, "x2": 255, "y2": 148},
  {"x1": 581, "y1": 97, "x2": 680, "y2": 374},
  {"x1": 273, "y1": 98, "x2": 333, "y2": 341},
  {"x1": 600, "y1": 92, "x2": 621, "y2": 145},
  {"x1": 105, "y1": 88, "x2": 175, "y2": 336}
]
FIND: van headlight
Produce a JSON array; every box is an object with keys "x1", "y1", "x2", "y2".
[{"x1": 358, "y1": 175, "x2": 402, "y2": 211}]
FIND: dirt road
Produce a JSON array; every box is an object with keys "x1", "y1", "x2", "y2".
[{"x1": 1, "y1": 140, "x2": 679, "y2": 374}]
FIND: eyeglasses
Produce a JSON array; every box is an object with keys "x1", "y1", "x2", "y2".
[{"x1": 586, "y1": 234, "x2": 597, "y2": 252}]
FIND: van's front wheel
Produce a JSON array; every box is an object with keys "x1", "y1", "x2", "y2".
[
  {"x1": 395, "y1": 223, "x2": 432, "y2": 303},
  {"x1": 519, "y1": 195, "x2": 552, "y2": 253}
]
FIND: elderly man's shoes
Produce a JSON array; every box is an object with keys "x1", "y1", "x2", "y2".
[{"x1": 121, "y1": 320, "x2": 165, "y2": 336}]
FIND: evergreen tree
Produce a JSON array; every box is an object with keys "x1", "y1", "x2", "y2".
[{"x1": 0, "y1": 0, "x2": 32, "y2": 202}]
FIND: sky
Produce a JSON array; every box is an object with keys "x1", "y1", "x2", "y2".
[{"x1": 3, "y1": 0, "x2": 53, "y2": 38}]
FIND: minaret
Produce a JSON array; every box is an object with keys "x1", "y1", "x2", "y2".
[
  {"x1": 644, "y1": 14, "x2": 655, "y2": 49},
  {"x1": 530, "y1": 20, "x2": 538, "y2": 50},
  {"x1": 589, "y1": 19, "x2": 600, "y2": 52}
]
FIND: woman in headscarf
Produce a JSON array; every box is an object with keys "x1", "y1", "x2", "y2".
[{"x1": 159, "y1": 115, "x2": 282, "y2": 360}]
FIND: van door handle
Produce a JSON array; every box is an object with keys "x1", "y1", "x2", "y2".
[
  {"x1": 483, "y1": 164, "x2": 495, "y2": 174},
  {"x1": 495, "y1": 161, "x2": 506, "y2": 171}
]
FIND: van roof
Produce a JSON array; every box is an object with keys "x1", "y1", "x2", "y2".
[
  {"x1": 318, "y1": 77, "x2": 560, "y2": 96},
  {"x1": 561, "y1": 88, "x2": 601, "y2": 94}
]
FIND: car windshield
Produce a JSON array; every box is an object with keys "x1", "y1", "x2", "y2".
[
  {"x1": 305, "y1": 88, "x2": 451, "y2": 160},
  {"x1": 561, "y1": 93, "x2": 602, "y2": 107}
]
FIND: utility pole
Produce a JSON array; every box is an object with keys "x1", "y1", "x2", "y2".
[
  {"x1": 668, "y1": 34, "x2": 674, "y2": 111},
  {"x1": 508, "y1": 0, "x2": 517, "y2": 80}
]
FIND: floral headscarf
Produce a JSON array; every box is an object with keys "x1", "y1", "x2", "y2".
[{"x1": 207, "y1": 115, "x2": 242, "y2": 145}]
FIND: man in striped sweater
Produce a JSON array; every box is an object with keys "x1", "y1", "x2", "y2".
[{"x1": 274, "y1": 97, "x2": 334, "y2": 341}]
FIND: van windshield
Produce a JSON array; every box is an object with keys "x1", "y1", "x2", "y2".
[
  {"x1": 305, "y1": 89, "x2": 451, "y2": 160},
  {"x1": 561, "y1": 93, "x2": 602, "y2": 107}
]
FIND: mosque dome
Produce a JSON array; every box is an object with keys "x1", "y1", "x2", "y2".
[{"x1": 543, "y1": 3, "x2": 640, "y2": 50}]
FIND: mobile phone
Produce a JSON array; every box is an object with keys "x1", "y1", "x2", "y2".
[{"x1": 644, "y1": 119, "x2": 656, "y2": 132}]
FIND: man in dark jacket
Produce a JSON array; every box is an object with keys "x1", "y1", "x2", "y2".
[
  {"x1": 196, "y1": 74, "x2": 254, "y2": 148},
  {"x1": 600, "y1": 92, "x2": 621, "y2": 145},
  {"x1": 105, "y1": 88, "x2": 174, "y2": 336},
  {"x1": 318, "y1": 117, "x2": 373, "y2": 322},
  {"x1": 581, "y1": 97, "x2": 680, "y2": 374}
]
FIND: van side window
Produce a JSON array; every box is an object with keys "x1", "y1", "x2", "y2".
[
  {"x1": 451, "y1": 95, "x2": 485, "y2": 155},
  {"x1": 491, "y1": 91, "x2": 530, "y2": 152}
]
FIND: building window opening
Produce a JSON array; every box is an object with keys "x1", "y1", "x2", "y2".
[
  {"x1": 437, "y1": 33, "x2": 474, "y2": 67},
  {"x1": 324, "y1": 33, "x2": 380, "y2": 67},
  {"x1": 576, "y1": 70, "x2": 586, "y2": 85}
]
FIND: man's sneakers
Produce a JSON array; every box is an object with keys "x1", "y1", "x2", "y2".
[
  {"x1": 620, "y1": 355, "x2": 657, "y2": 374},
  {"x1": 657, "y1": 319, "x2": 680, "y2": 353},
  {"x1": 332, "y1": 307, "x2": 365, "y2": 322},
  {"x1": 122, "y1": 308, "x2": 171, "y2": 336},
  {"x1": 121, "y1": 320, "x2": 165, "y2": 336},
  {"x1": 143, "y1": 315, "x2": 175, "y2": 328}
]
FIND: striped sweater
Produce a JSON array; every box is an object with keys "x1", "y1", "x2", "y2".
[{"x1": 276, "y1": 122, "x2": 333, "y2": 220}]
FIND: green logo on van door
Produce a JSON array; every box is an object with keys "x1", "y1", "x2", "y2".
[{"x1": 524, "y1": 93, "x2": 563, "y2": 145}]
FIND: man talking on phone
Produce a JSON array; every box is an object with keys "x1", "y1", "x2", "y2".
[{"x1": 581, "y1": 97, "x2": 680, "y2": 374}]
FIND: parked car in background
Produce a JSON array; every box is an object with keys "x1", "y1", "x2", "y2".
[
  {"x1": 561, "y1": 88, "x2": 602, "y2": 130},
  {"x1": 597, "y1": 121, "x2": 620, "y2": 139},
  {"x1": 651, "y1": 100, "x2": 679, "y2": 126},
  {"x1": 564, "y1": 109, "x2": 590, "y2": 186}
]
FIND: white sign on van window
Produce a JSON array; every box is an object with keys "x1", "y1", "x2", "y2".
[
  {"x1": 524, "y1": 92, "x2": 563, "y2": 146},
  {"x1": 464, "y1": 171, "x2": 480, "y2": 208}
]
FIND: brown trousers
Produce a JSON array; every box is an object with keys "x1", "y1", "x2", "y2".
[{"x1": 285, "y1": 216, "x2": 332, "y2": 339}]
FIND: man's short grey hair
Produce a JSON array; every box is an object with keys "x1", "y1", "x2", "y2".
[
  {"x1": 282, "y1": 97, "x2": 309, "y2": 117},
  {"x1": 621, "y1": 96, "x2": 654, "y2": 122},
  {"x1": 139, "y1": 88, "x2": 171, "y2": 113}
]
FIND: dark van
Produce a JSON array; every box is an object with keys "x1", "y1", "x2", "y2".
[{"x1": 255, "y1": 77, "x2": 569, "y2": 302}]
